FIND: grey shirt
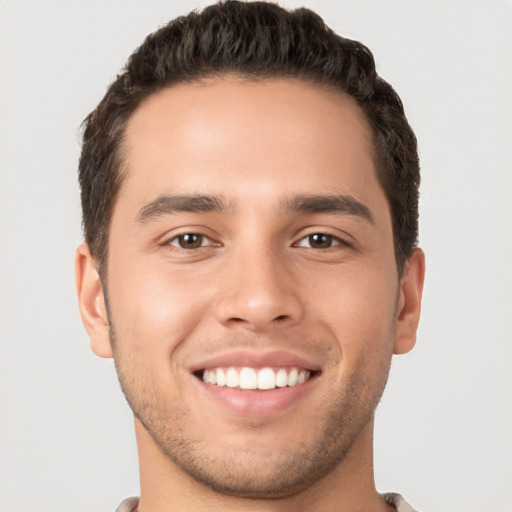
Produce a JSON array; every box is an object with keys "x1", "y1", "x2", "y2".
[{"x1": 115, "y1": 492, "x2": 418, "y2": 511}]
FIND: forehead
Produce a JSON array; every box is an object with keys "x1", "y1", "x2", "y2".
[{"x1": 118, "y1": 76, "x2": 386, "y2": 217}]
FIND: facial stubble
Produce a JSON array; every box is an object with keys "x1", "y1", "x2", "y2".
[{"x1": 105, "y1": 300, "x2": 394, "y2": 500}]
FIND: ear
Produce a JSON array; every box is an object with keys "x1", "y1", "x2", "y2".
[
  {"x1": 74, "y1": 243, "x2": 113, "y2": 358},
  {"x1": 393, "y1": 248, "x2": 425, "y2": 355}
]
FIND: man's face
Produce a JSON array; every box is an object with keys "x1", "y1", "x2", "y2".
[{"x1": 81, "y1": 77, "x2": 420, "y2": 498}]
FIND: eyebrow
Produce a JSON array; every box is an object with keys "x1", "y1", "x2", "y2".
[
  {"x1": 284, "y1": 194, "x2": 374, "y2": 224},
  {"x1": 135, "y1": 193, "x2": 374, "y2": 224},
  {"x1": 136, "y1": 194, "x2": 227, "y2": 223}
]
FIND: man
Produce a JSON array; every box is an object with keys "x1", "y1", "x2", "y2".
[{"x1": 75, "y1": 1, "x2": 425, "y2": 511}]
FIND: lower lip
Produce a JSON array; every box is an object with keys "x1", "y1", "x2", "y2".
[{"x1": 194, "y1": 375, "x2": 317, "y2": 417}]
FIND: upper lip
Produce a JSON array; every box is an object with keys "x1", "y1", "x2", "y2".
[{"x1": 189, "y1": 349, "x2": 322, "y2": 373}]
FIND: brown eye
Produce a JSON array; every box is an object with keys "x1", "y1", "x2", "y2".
[
  {"x1": 296, "y1": 233, "x2": 342, "y2": 249},
  {"x1": 308, "y1": 233, "x2": 333, "y2": 248},
  {"x1": 170, "y1": 234, "x2": 206, "y2": 249}
]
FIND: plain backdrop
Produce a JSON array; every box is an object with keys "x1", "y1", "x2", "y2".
[{"x1": 1, "y1": 1, "x2": 511, "y2": 511}]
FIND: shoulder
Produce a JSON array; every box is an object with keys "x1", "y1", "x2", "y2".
[
  {"x1": 114, "y1": 496, "x2": 139, "y2": 512},
  {"x1": 383, "y1": 492, "x2": 418, "y2": 512},
  {"x1": 115, "y1": 494, "x2": 417, "y2": 512}
]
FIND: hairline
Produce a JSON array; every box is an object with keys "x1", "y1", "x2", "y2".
[{"x1": 97, "y1": 73, "x2": 404, "y2": 282}]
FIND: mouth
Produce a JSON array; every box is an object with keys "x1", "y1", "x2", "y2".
[
  {"x1": 189, "y1": 350, "x2": 322, "y2": 416},
  {"x1": 196, "y1": 366, "x2": 314, "y2": 390}
]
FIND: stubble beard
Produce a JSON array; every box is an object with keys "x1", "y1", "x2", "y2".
[{"x1": 108, "y1": 324, "x2": 392, "y2": 500}]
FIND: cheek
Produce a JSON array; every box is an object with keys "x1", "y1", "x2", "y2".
[
  {"x1": 307, "y1": 261, "x2": 398, "y2": 355},
  {"x1": 107, "y1": 261, "x2": 213, "y2": 356}
]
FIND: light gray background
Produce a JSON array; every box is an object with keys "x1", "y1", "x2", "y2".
[{"x1": 1, "y1": 1, "x2": 511, "y2": 511}]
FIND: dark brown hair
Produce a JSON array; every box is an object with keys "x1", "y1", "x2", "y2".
[{"x1": 79, "y1": 0, "x2": 419, "y2": 276}]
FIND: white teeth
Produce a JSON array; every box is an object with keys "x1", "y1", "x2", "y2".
[
  {"x1": 203, "y1": 370, "x2": 216, "y2": 384},
  {"x1": 239, "y1": 367, "x2": 257, "y2": 389},
  {"x1": 216, "y1": 368, "x2": 226, "y2": 386},
  {"x1": 202, "y1": 366, "x2": 312, "y2": 390},
  {"x1": 257, "y1": 367, "x2": 275, "y2": 390},
  {"x1": 276, "y1": 368, "x2": 288, "y2": 387},
  {"x1": 287, "y1": 368, "x2": 298, "y2": 386},
  {"x1": 226, "y1": 368, "x2": 239, "y2": 388}
]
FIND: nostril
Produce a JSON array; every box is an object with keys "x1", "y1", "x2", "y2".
[{"x1": 275, "y1": 315, "x2": 288, "y2": 322}]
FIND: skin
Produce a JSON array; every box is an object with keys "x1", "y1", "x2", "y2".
[{"x1": 76, "y1": 77, "x2": 424, "y2": 512}]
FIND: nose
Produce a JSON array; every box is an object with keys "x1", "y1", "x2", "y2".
[{"x1": 215, "y1": 245, "x2": 304, "y2": 332}]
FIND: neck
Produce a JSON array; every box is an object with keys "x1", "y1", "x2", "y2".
[{"x1": 134, "y1": 417, "x2": 392, "y2": 512}]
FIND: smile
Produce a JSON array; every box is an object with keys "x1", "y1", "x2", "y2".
[
  {"x1": 202, "y1": 367, "x2": 312, "y2": 390},
  {"x1": 191, "y1": 352, "x2": 321, "y2": 415}
]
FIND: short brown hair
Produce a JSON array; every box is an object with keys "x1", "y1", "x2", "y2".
[{"x1": 79, "y1": 0, "x2": 419, "y2": 276}]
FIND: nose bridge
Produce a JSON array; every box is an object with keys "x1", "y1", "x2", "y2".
[{"x1": 216, "y1": 239, "x2": 303, "y2": 331}]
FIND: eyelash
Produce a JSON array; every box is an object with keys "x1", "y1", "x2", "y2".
[
  {"x1": 165, "y1": 231, "x2": 350, "y2": 251},
  {"x1": 294, "y1": 232, "x2": 349, "y2": 250},
  {"x1": 167, "y1": 233, "x2": 216, "y2": 249}
]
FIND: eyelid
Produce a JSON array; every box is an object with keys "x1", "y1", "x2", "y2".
[
  {"x1": 159, "y1": 227, "x2": 222, "y2": 249},
  {"x1": 293, "y1": 228, "x2": 354, "y2": 249},
  {"x1": 167, "y1": 233, "x2": 211, "y2": 247},
  {"x1": 297, "y1": 235, "x2": 337, "y2": 247}
]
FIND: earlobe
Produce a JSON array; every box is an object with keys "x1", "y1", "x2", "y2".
[
  {"x1": 393, "y1": 248, "x2": 425, "y2": 355},
  {"x1": 74, "y1": 243, "x2": 114, "y2": 358}
]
